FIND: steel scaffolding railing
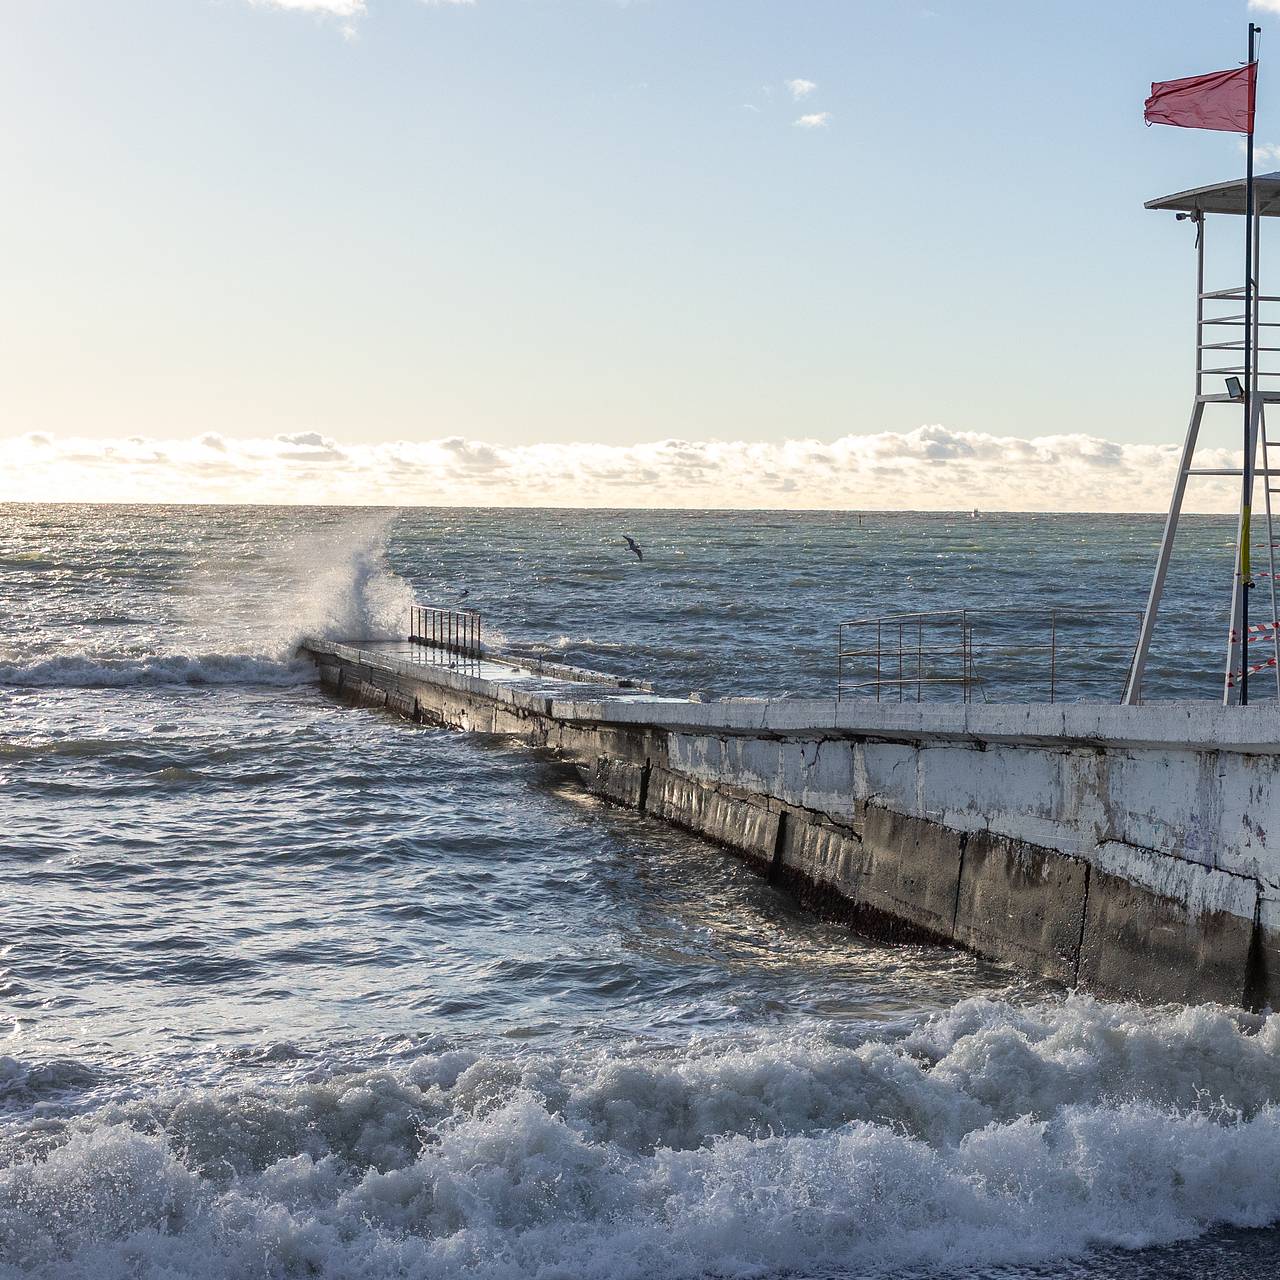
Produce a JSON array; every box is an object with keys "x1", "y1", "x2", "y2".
[
  {"x1": 836, "y1": 607, "x2": 1142, "y2": 704},
  {"x1": 409, "y1": 603, "x2": 482, "y2": 663}
]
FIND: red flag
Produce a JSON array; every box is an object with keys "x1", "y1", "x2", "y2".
[{"x1": 1145, "y1": 63, "x2": 1257, "y2": 134}]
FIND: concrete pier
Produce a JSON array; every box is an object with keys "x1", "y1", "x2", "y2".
[{"x1": 303, "y1": 638, "x2": 1280, "y2": 1009}]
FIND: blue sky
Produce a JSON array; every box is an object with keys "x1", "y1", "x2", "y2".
[{"x1": 0, "y1": 1, "x2": 1273, "y2": 506}]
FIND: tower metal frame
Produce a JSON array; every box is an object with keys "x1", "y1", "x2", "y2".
[{"x1": 1124, "y1": 175, "x2": 1280, "y2": 705}]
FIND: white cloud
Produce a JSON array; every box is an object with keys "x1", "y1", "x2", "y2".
[
  {"x1": 1240, "y1": 139, "x2": 1280, "y2": 163},
  {"x1": 253, "y1": 0, "x2": 366, "y2": 14},
  {"x1": 1250, "y1": 0, "x2": 1280, "y2": 12},
  {"x1": 248, "y1": 0, "x2": 473, "y2": 25},
  {"x1": 794, "y1": 112, "x2": 831, "y2": 129},
  {"x1": 0, "y1": 426, "x2": 1244, "y2": 512},
  {"x1": 786, "y1": 78, "x2": 817, "y2": 100}
]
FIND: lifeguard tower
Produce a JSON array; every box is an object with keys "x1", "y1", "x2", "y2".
[{"x1": 1125, "y1": 170, "x2": 1280, "y2": 705}]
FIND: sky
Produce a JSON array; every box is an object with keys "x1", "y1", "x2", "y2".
[{"x1": 0, "y1": 0, "x2": 1276, "y2": 508}]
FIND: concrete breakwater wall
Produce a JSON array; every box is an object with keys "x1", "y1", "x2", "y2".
[{"x1": 304, "y1": 639, "x2": 1280, "y2": 1009}]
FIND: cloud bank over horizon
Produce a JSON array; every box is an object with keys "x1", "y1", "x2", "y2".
[{"x1": 0, "y1": 426, "x2": 1242, "y2": 512}]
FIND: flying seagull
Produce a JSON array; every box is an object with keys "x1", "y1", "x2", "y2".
[{"x1": 622, "y1": 535, "x2": 643, "y2": 562}]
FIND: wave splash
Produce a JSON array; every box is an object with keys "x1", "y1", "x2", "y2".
[
  {"x1": 275, "y1": 517, "x2": 414, "y2": 655},
  {"x1": 5, "y1": 998, "x2": 1280, "y2": 1279},
  {"x1": 0, "y1": 514, "x2": 415, "y2": 690}
]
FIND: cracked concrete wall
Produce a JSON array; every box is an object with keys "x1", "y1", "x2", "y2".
[
  {"x1": 652, "y1": 722, "x2": 1280, "y2": 1005},
  {"x1": 667, "y1": 730, "x2": 1277, "y2": 914}
]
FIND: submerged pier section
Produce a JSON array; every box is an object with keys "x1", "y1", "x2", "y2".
[{"x1": 304, "y1": 637, "x2": 1280, "y2": 1009}]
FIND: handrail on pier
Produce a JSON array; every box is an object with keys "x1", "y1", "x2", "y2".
[
  {"x1": 836, "y1": 607, "x2": 1141, "y2": 704},
  {"x1": 409, "y1": 602, "x2": 482, "y2": 662}
]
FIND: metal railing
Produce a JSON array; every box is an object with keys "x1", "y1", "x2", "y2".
[
  {"x1": 409, "y1": 603, "x2": 482, "y2": 662},
  {"x1": 836, "y1": 608, "x2": 1142, "y2": 704}
]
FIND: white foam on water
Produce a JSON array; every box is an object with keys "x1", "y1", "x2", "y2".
[
  {"x1": 480, "y1": 625, "x2": 512, "y2": 654},
  {"x1": 0, "y1": 1056, "x2": 101, "y2": 1108},
  {"x1": 545, "y1": 635, "x2": 626, "y2": 652},
  {"x1": 0, "y1": 654, "x2": 316, "y2": 689},
  {"x1": 5, "y1": 997, "x2": 1280, "y2": 1279}
]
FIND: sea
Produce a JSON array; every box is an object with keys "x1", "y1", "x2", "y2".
[{"x1": 4, "y1": 503, "x2": 1280, "y2": 1280}]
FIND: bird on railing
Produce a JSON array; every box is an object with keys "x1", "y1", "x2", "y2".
[{"x1": 622, "y1": 535, "x2": 643, "y2": 562}]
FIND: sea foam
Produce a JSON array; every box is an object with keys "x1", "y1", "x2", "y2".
[
  {"x1": 0, "y1": 654, "x2": 316, "y2": 689},
  {"x1": 4, "y1": 997, "x2": 1280, "y2": 1279}
]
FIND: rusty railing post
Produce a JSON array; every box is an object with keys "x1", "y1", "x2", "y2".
[
  {"x1": 876, "y1": 621, "x2": 882, "y2": 702},
  {"x1": 836, "y1": 624, "x2": 843, "y2": 702},
  {"x1": 917, "y1": 618, "x2": 923, "y2": 703},
  {"x1": 1050, "y1": 608, "x2": 1057, "y2": 704}
]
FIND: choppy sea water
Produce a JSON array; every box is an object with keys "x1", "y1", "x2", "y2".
[{"x1": 4, "y1": 503, "x2": 1280, "y2": 1279}]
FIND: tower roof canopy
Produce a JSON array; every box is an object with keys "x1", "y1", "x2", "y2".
[{"x1": 1147, "y1": 171, "x2": 1280, "y2": 216}]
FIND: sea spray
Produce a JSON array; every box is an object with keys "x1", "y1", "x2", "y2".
[
  {"x1": 183, "y1": 508, "x2": 416, "y2": 659},
  {"x1": 272, "y1": 514, "x2": 415, "y2": 654},
  {"x1": 0, "y1": 511, "x2": 416, "y2": 687},
  {"x1": 5, "y1": 999, "x2": 1280, "y2": 1279}
]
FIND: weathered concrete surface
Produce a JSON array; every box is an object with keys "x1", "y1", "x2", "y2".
[
  {"x1": 354, "y1": 680, "x2": 388, "y2": 709},
  {"x1": 855, "y1": 806, "x2": 964, "y2": 942},
  {"x1": 591, "y1": 757, "x2": 648, "y2": 809},
  {"x1": 1076, "y1": 842, "x2": 1260, "y2": 1005},
  {"x1": 647, "y1": 767, "x2": 779, "y2": 868},
  {"x1": 776, "y1": 819, "x2": 863, "y2": 906},
  {"x1": 386, "y1": 688, "x2": 416, "y2": 719},
  {"x1": 953, "y1": 832, "x2": 1087, "y2": 985},
  {"x1": 1250, "y1": 898, "x2": 1280, "y2": 1009},
  {"x1": 302, "y1": 639, "x2": 1280, "y2": 1009}
]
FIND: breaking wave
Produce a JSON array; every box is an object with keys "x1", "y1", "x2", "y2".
[
  {"x1": 275, "y1": 521, "x2": 413, "y2": 655},
  {"x1": 5, "y1": 997, "x2": 1280, "y2": 1279},
  {"x1": 0, "y1": 1056, "x2": 102, "y2": 1110}
]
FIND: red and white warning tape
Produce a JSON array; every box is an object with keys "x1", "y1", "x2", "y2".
[
  {"x1": 1228, "y1": 654, "x2": 1279, "y2": 686},
  {"x1": 1230, "y1": 620, "x2": 1280, "y2": 642}
]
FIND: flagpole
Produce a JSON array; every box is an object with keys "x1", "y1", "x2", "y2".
[{"x1": 1241, "y1": 21, "x2": 1260, "y2": 705}]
